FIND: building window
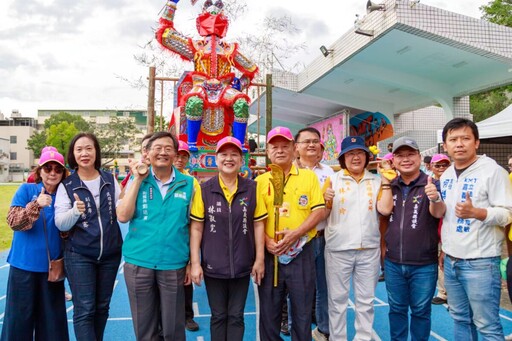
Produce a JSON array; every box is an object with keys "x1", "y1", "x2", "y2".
[
  {"x1": 10, "y1": 136, "x2": 17, "y2": 144},
  {"x1": 10, "y1": 152, "x2": 17, "y2": 160}
]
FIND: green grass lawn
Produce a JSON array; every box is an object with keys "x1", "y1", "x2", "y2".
[{"x1": 0, "y1": 184, "x2": 20, "y2": 251}]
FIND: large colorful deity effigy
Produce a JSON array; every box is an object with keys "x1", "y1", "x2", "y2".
[{"x1": 156, "y1": 0, "x2": 258, "y2": 155}]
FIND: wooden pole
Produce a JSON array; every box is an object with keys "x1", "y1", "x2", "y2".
[
  {"x1": 257, "y1": 84, "x2": 261, "y2": 150},
  {"x1": 160, "y1": 80, "x2": 164, "y2": 131},
  {"x1": 147, "y1": 66, "x2": 156, "y2": 133},
  {"x1": 265, "y1": 74, "x2": 272, "y2": 165}
]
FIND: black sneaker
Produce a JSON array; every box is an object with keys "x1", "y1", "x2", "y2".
[
  {"x1": 186, "y1": 319, "x2": 199, "y2": 332},
  {"x1": 431, "y1": 297, "x2": 447, "y2": 305},
  {"x1": 280, "y1": 320, "x2": 290, "y2": 336}
]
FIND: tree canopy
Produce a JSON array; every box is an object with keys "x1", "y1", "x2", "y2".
[
  {"x1": 45, "y1": 122, "x2": 79, "y2": 157},
  {"x1": 43, "y1": 112, "x2": 92, "y2": 132},
  {"x1": 480, "y1": 0, "x2": 512, "y2": 27},
  {"x1": 27, "y1": 112, "x2": 142, "y2": 165},
  {"x1": 26, "y1": 131, "x2": 47, "y2": 158},
  {"x1": 95, "y1": 116, "x2": 141, "y2": 166},
  {"x1": 27, "y1": 112, "x2": 94, "y2": 158},
  {"x1": 471, "y1": 0, "x2": 512, "y2": 122}
]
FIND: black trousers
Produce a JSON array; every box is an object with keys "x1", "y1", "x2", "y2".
[
  {"x1": 1, "y1": 266, "x2": 69, "y2": 341},
  {"x1": 185, "y1": 283, "x2": 194, "y2": 320},
  {"x1": 204, "y1": 275, "x2": 250, "y2": 341},
  {"x1": 258, "y1": 241, "x2": 315, "y2": 341}
]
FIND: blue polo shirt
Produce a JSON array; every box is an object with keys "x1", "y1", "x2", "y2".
[{"x1": 8, "y1": 183, "x2": 62, "y2": 272}]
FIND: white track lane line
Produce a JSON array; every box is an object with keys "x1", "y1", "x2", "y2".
[
  {"x1": 253, "y1": 279, "x2": 260, "y2": 341},
  {"x1": 430, "y1": 331, "x2": 448, "y2": 340}
]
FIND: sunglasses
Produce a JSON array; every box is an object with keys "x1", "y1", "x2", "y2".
[
  {"x1": 42, "y1": 164, "x2": 65, "y2": 174},
  {"x1": 432, "y1": 164, "x2": 449, "y2": 169}
]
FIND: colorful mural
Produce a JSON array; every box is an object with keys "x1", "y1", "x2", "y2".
[
  {"x1": 311, "y1": 114, "x2": 346, "y2": 163},
  {"x1": 349, "y1": 112, "x2": 394, "y2": 146}
]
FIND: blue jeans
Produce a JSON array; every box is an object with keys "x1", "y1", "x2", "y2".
[
  {"x1": 444, "y1": 255, "x2": 503, "y2": 341},
  {"x1": 384, "y1": 259, "x2": 437, "y2": 341},
  {"x1": 312, "y1": 235, "x2": 329, "y2": 335},
  {"x1": 65, "y1": 250, "x2": 121, "y2": 341}
]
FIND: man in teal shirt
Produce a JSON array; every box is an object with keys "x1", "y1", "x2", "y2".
[{"x1": 117, "y1": 131, "x2": 199, "y2": 341}]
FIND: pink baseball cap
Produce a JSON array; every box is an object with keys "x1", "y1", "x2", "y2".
[
  {"x1": 383, "y1": 153, "x2": 393, "y2": 161},
  {"x1": 267, "y1": 126, "x2": 293, "y2": 143},
  {"x1": 216, "y1": 136, "x2": 243, "y2": 154},
  {"x1": 431, "y1": 154, "x2": 450, "y2": 164},
  {"x1": 41, "y1": 146, "x2": 58, "y2": 154},
  {"x1": 39, "y1": 146, "x2": 65, "y2": 167},
  {"x1": 178, "y1": 140, "x2": 190, "y2": 156}
]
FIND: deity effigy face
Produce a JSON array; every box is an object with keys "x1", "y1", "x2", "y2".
[
  {"x1": 196, "y1": 0, "x2": 229, "y2": 37},
  {"x1": 203, "y1": 0, "x2": 224, "y2": 15}
]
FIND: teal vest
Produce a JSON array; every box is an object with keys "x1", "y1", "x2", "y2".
[{"x1": 123, "y1": 167, "x2": 194, "y2": 270}]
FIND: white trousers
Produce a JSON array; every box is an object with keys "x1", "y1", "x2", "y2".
[{"x1": 325, "y1": 248, "x2": 380, "y2": 341}]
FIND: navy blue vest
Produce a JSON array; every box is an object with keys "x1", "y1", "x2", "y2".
[
  {"x1": 200, "y1": 175, "x2": 258, "y2": 279},
  {"x1": 63, "y1": 170, "x2": 122, "y2": 259}
]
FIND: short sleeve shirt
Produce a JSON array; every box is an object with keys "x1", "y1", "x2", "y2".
[
  {"x1": 190, "y1": 176, "x2": 267, "y2": 221},
  {"x1": 255, "y1": 164, "x2": 325, "y2": 241}
]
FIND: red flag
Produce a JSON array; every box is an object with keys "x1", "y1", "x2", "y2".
[{"x1": 168, "y1": 111, "x2": 176, "y2": 135}]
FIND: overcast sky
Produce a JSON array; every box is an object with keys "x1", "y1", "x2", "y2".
[{"x1": 0, "y1": 0, "x2": 491, "y2": 119}]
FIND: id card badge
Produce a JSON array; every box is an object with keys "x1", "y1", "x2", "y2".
[{"x1": 279, "y1": 202, "x2": 290, "y2": 217}]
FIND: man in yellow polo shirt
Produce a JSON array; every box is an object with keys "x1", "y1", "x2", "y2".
[{"x1": 256, "y1": 126, "x2": 326, "y2": 341}]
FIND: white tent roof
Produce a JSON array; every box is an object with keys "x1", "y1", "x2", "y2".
[{"x1": 477, "y1": 104, "x2": 512, "y2": 141}]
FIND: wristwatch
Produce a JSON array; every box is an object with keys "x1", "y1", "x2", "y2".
[{"x1": 430, "y1": 192, "x2": 442, "y2": 203}]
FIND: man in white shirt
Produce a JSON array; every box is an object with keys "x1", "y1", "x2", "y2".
[{"x1": 294, "y1": 127, "x2": 334, "y2": 341}]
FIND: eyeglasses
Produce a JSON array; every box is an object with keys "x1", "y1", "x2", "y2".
[
  {"x1": 296, "y1": 139, "x2": 320, "y2": 145},
  {"x1": 42, "y1": 164, "x2": 65, "y2": 174},
  {"x1": 151, "y1": 145, "x2": 175, "y2": 154},
  {"x1": 432, "y1": 164, "x2": 450, "y2": 169}
]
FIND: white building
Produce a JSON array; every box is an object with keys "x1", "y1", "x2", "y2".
[
  {"x1": 0, "y1": 137, "x2": 10, "y2": 182},
  {"x1": 0, "y1": 112, "x2": 36, "y2": 176}
]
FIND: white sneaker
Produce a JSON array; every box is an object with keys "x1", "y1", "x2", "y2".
[{"x1": 312, "y1": 326, "x2": 329, "y2": 341}]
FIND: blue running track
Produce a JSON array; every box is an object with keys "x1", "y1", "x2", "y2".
[{"x1": 1, "y1": 246, "x2": 512, "y2": 340}]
